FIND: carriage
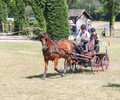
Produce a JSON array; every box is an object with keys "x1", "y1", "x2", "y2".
[
  {"x1": 40, "y1": 32, "x2": 109, "y2": 79},
  {"x1": 64, "y1": 42, "x2": 109, "y2": 75}
]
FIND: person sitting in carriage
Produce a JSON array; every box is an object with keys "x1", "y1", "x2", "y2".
[
  {"x1": 90, "y1": 28, "x2": 100, "y2": 53},
  {"x1": 75, "y1": 24, "x2": 90, "y2": 52}
]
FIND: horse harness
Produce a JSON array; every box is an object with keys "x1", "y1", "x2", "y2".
[
  {"x1": 45, "y1": 40, "x2": 75, "y2": 57},
  {"x1": 40, "y1": 34, "x2": 74, "y2": 57}
]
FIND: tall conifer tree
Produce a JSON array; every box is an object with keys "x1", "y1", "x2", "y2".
[
  {"x1": 46, "y1": 0, "x2": 70, "y2": 39},
  {"x1": 4, "y1": 0, "x2": 28, "y2": 35},
  {"x1": 0, "y1": 0, "x2": 8, "y2": 32},
  {"x1": 23, "y1": 0, "x2": 46, "y2": 32}
]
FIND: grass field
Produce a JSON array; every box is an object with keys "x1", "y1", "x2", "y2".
[
  {"x1": 93, "y1": 21, "x2": 120, "y2": 37},
  {"x1": 0, "y1": 37, "x2": 120, "y2": 100},
  {"x1": 92, "y1": 21, "x2": 120, "y2": 29}
]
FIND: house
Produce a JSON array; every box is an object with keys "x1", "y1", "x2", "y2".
[{"x1": 69, "y1": 9, "x2": 92, "y2": 33}]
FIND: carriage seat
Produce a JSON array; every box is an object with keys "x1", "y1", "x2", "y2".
[
  {"x1": 73, "y1": 39, "x2": 96, "y2": 54},
  {"x1": 88, "y1": 39, "x2": 95, "y2": 52}
]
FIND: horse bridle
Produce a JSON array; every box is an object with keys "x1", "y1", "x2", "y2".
[{"x1": 40, "y1": 33, "x2": 49, "y2": 50}]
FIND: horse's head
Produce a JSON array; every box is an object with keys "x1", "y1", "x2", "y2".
[{"x1": 40, "y1": 32, "x2": 49, "y2": 51}]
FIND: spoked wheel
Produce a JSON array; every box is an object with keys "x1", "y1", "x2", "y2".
[
  {"x1": 72, "y1": 60, "x2": 82, "y2": 72},
  {"x1": 102, "y1": 55, "x2": 109, "y2": 72},
  {"x1": 91, "y1": 56, "x2": 100, "y2": 75}
]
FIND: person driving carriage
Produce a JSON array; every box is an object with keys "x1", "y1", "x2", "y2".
[
  {"x1": 75, "y1": 24, "x2": 90, "y2": 52},
  {"x1": 90, "y1": 28, "x2": 100, "y2": 53}
]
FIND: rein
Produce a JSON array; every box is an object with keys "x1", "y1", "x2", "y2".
[{"x1": 40, "y1": 34, "x2": 78, "y2": 57}]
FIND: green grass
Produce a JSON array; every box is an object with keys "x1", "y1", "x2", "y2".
[
  {"x1": 0, "y1": 38, "x2": 120, "y2": 100},
  {"x1": 97, "y1": 28, "x2": 120, "y2": 37}
]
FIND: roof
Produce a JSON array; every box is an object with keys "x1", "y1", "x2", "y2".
[
  {"x1": 69, "y1": 9, "x2": 92, "y2": 19},
  {"x1": 97, "y1": 24, "x2": 109, "y2": 28}
]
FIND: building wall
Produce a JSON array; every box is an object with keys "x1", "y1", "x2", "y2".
[
  {"x1": 69, "y1": 12, "x2": 92, "y2": 35},
  {"x1": 76, "y1": 14, "x2": 88, "y2": 33}
]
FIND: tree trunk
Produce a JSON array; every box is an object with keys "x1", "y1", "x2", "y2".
[
  {"x1": 2, "y1": 22, "x2": 4, "y2": 33},
  {"x1": 14, "y1": 19, "x2": 19, "y2": 35},
  {"x1": 110, "y1": 15, "x2": 115, "y2": 37},
  {"x1": 0, "y1": 21, "x2": 2, "y2": 32}
]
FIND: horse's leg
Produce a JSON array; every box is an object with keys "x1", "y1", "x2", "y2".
[
  {"x1": 54, "y1": 58, "x2": 64, "y2": 73},
  {"x1": 61, "y1": 57, "x2": 74, "y2": 77},
  {"x1": 41, "y1": 59, "x2": 48, "y2": 80},
  {"x1": 66, "y1": 57, "x2": 75, "y2": 72},
  {"x1": 61, "y1": 60, "x2": 68, "y2": 77}
]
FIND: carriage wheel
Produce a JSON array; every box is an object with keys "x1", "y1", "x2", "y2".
[
  {"x1": 102, "y1": 55, "x2": 109, "y2": 72},
  {"x1": 71, "y1": 59, "x2": 83, "y2": 71},
  {"x1": 91, "y1": 56, "x2": 100, "y2": 75},
  {"x1": 71, "y1": 60, "x2": 78, "y2": 71}
]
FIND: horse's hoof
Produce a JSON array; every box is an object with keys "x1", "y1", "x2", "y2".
[
  {"x1": 41, "y1": 77, "x2": 45, "y2": 80},
  {"x1": 61, "y1": 74, "x2": 65, "y2": 77},
  {"x1": 57, "y1": 68, "x2": 64, "y2": 73}
]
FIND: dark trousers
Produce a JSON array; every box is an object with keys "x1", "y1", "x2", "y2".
[
  {"x1": 78, "y1": 41, "x2": 89, "y2": 52},
  {"x1": 84, "y1": 41, "x2": 89, "y2": 51},
  {"x1": 95, "y1": 44, "x2": 99, "y2": 53}
]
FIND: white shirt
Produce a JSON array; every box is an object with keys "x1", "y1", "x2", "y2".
[{"x1": 77, "y1": 31, "x2": 90, "y2": 40}]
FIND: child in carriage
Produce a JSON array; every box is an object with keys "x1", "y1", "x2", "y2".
[{"x1": 90, "y1": 28, "x2": 100, "y2": 53}]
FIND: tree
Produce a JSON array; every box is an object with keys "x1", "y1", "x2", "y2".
[
  {"x1": 67, "y1": 0, "x2": 76, "y2": 8},
  {"x1": 94, "y1": 7, "x2": 109, "y2": 21},
  {"x1": 4, "y1": 0, "x2": 28, "y2": 35},
  {"x1": 26, "y1": 6, "x2": 34, "y2": 17},
  {"x1": 46, "y1": 0, "x2": 71, "y2": 39},
  {"x1": 0, "y1": 0, "x2": 8, "y2": 33},
  {"x1": 23, "y1": 0, "x2": 46, "y2": 33},
  {"x1": 24, "y1": 0, "x2": 71, "y2": 39},
  {"x1": 99, "y1": 0, "x2": 120, "y2": 37}
]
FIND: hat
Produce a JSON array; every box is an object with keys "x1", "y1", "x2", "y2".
[
  {"x1": 91, "y1": 28, "x2": 96, "y2": 32},
  {"x1": 81, "y1": 24, "x2": 86, "y2": 29}
]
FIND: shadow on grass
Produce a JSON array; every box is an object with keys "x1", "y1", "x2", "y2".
[
  {"x1": 24, "y1": 73, "x2": 61, "y2": 79},
  {"x1": 24, "y1": 69, "x2": 92, "y2": 79},
  {"x1": 103, "y1": 83, "x2": 120, "y2": 88},
  {"x1": 116, "y1": 36, "x2": 120, "y2": 38},
  {"x1": 74, "y1": 69, "x2": 92, "y2": 74}
]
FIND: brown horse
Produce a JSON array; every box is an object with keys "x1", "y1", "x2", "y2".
[{"x1": 40, "y1": 32, "x2": 75, "y2": 79}]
